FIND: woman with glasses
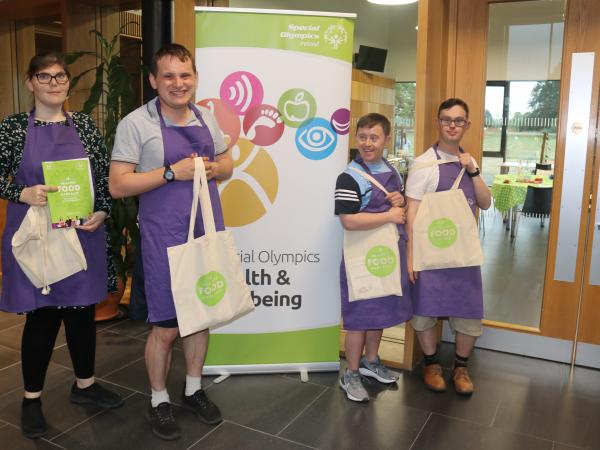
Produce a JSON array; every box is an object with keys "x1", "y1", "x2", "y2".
[{"x1": 0, "y1": 51, "x2": 123, "y2": 439}]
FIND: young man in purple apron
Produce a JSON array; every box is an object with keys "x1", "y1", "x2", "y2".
[
  {"x1": 406, "y1": 98, "x2": 491, "y2": 395},
  {"x1": 109, "y1": 44, "x2": 232, "y2": 441},
  {"x1": 335, "y1": 113, "x2": 413, "y2": 402}
]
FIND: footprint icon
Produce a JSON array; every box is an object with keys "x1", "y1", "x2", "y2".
[
  {"x1": 246, "y1": 109, "x2": 283, "y2": 140},
  {"x1": 243, "y1": 104, "x2": 285, "y2": 147}
]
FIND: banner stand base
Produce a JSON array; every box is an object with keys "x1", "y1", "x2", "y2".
[{"x1": 204, "y1": 362, "x2": 340, "y2": 376}]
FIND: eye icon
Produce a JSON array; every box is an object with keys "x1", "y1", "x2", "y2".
[{"x1": 295, "y1": 117, "x2": 338, "y2": 160}]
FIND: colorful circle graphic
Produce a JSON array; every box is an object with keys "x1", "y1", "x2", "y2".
[
  {"x1": 428, "y1": 218, "x2": 458, "y2": 248},
  {"x1": 242, "y1": 104, "x2": 285, "y2": 147},
  {"x1": 365, "y1": 246, "x2": 397, "y2": 277},
  {"x1": 195, "y1": 271, "x2": 227, "y2": 306},
  {"x1": 295, "y1": 117, "x2": 338, "y2": 160},
  {"x1": 220, "y1": 71, "x2": 264, "y2": 116},
  {"x1": 277, "y1": 88, "x2": 317, "y2": 128},
  {"x1": 197, "y1": 98, "x2": 240, "y2": 150},
  {"x1": 330, "y1": 108, "x2": 350, "y2": 135},
  {"x1": 219, "y1": 138, "x2": 279, "y2": 227}
]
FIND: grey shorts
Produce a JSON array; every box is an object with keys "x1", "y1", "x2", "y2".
[{"x1": 411, "y1": 315, "x2": 483, "y2": 337}]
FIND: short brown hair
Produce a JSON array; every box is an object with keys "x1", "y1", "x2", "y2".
[
  {"x1": 26, "y1": 51, "x2": 71, "y2": 80},
  {"x1": 151, "y1": 43, "x2": 196, "y2": 76},
  {"x1": 356, "y1": 113, "x2": 391, "y2": 137},
  {"x1": 438, "y1": 98, "x2": 469, "y2": 118}
]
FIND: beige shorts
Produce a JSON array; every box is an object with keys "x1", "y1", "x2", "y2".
[{"x1": 410, "y1": 315, "x2": 483, "y2": 337}]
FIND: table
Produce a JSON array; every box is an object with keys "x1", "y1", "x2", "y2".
[
  {"x1": 499, "y1": 161, "x2": 536, "y2": 175},
  {"x1": 491, "y1": 174, "x2": 553, "y2": 238}
]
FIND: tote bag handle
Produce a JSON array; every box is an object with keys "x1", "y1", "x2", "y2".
[
  {"x1": 188, "y1": 157, "x2": 217, "y2": 242},
  {"x1": 348, "y1": 167, "x2": 390, "y2": 195}
]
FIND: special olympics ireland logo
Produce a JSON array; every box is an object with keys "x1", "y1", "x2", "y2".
[{"x1": 324, "y1": 24, "x2": 348, "y2": 50}]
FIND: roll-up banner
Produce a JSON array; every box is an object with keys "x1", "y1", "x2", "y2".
[{"x1": 195, "y1": 7, "x2": 355, "y2": 374}]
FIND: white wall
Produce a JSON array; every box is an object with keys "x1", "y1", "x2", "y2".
[
  {"x1": 487, "y1": 0, "x2": 565, "y2": 81},
  {"x1": 227, "y1": 0, "x2": 418, "y2": 82}
]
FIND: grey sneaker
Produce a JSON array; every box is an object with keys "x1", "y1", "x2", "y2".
[
  {"x1": 359, "y1": 356, "x2": 399, "y2": 384},
  {"x1": 339, "y1": 370, "x2": 369, "y2": 402}
]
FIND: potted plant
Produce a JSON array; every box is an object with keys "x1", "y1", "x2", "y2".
[{"x1": 67, "y1": 28, "x2": 139, "y2": 320}]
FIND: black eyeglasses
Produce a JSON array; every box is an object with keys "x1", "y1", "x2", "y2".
[
  {"x1": 35, "y1": 72, "x2": 69, "y2": 85},
  {"x1": 439, "y1": 117, "x2": 468, "y2": 128}
]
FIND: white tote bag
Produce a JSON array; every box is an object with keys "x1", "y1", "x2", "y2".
[
  {"x1": 12, "y1": 206, "x2": 87, "y2": 295},
  {"x1": 343, "y1": 168, "x2": 402, "y2": 301},
  {"x1": 412, "y1": 163, "x2": 483, "y2": 271},
  {"x1": 167, "y1": 157, "x2": 254, "y2": 337}
]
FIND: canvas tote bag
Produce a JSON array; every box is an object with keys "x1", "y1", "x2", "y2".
[
  {"x1": 343, "y1": 167, "x2": 402, "y2": 301},
  {"x1": 411, "y1": 161, "x2": 483, "y2": 271},
  {"x1": 12, "y1": 206, "x2": 87, "y2": 295},
  {"x1": 167, "y1": 157, "x2": 254, "y2": 337}
]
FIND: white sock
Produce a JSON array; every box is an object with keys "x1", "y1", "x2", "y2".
[
  {"x1": 151, "y1": 389, "x2": 170, "y2": 408},
  {"x1": 185, "y1": 375, "x2": 202, "y2": 396}
]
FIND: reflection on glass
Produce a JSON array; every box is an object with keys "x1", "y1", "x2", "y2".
[
  {"x1": 481, "y1": 0, "x2": 565, "y2": 328},
  {"x1": 394, "y1": 82, "x2": 416, "y2": 158}
]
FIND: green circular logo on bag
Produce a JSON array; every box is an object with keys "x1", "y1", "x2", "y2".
[
  {"x1": 428, "y1": 218, "x2": 458, "y2": 248},
  {"x1": 365, "y1": 246, "x2": 397, "y2": 277},
  {"x1": 195, "y1": 271, "x2": 227, "y2": 306}
]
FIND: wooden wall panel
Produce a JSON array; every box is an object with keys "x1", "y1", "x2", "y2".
[
  {"x1": 414, "y1": 0, "x2": 452, "y2": 155},
  {"x1": 14, "y1": 23, "x2": 35, "y2": 111},
  {"x1": 350, "y1": 69, "x2": 396, "y2": 150},
  {"x1": 450, "y1": 0, "x2": 488, "y2": 162},
  {"x1": 61, "y1": 0, "x2": 99, "y2": 113},
  {"x1": 174, "y1": 0, "x2": 196, "y2": 52}
]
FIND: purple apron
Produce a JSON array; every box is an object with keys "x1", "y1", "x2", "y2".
[
  {"x1": 0, "y1": 112, "x2": 108, "y2": 313},
  {"x1": 340, "y1": 158, "x2": 413, "y2": 331},
  {"x1": 139, "y1": 101, "x2": 225, "y2": 323},
  {"x1": 412, "y1": 145, "x2": 483, "y2": 319}
]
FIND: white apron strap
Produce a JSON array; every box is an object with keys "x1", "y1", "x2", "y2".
[
  {"x1": 410, "y1": 159, "x2": 465, "y2": 191},
  {"x1": 348, "y1": 166, "x2": 390, "y2": 195}
]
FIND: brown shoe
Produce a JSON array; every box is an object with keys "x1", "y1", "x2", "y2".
[
  {"x1": 452, "y1": 366, "x2": 474, "y2": 395},
  {"x1": 422, "y1": 364, "x2": 446, "y2": 392}
]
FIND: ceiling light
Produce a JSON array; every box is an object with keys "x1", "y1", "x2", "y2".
[{"x1": 367, "y1": 0, "x2": 418, "y2": 5}]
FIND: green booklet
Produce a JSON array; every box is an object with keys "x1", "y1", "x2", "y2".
[{"x1": 42, "y1": 158, "x2": 94, "y2": 229}]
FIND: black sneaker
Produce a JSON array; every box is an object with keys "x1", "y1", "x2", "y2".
[
  {"x1": 21, "y1": 398, "x2": 47, "y2": 439},
  {"x1": 182, "y1": 388, "x2": 222, "y2": 425},
  {"x1": 146, "y1": 402, "x2": 181, "y2": 441},
  {"x1": 70, "y1": 382, "x2": 124, "y2": 408}
]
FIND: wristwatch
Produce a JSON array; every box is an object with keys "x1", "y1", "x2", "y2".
[
  {"x1": 466, "y1": 168, "x2": 480, "y2": 178},
  {"x1": 163, "y1": 165, "x2": 175, "y2": 182}
]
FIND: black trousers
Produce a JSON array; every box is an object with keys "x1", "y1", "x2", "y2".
[{"x1": 21, "y1": 306, "x2": 96, "y2": 392}]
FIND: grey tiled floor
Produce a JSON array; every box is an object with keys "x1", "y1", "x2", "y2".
[{"x1": 0, "y1": 313, "x2": 598, "y2": 449}]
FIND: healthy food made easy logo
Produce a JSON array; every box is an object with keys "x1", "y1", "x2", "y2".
[
  {"x1": 195, "y1": 271, "x2": 227, "y2": 306},
  {"x1": 428, "y1": 218, "x2": 458, "y2": 248},
  {"x1": 365, "y1": 246, "x2": 397, "y2": 277}
]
